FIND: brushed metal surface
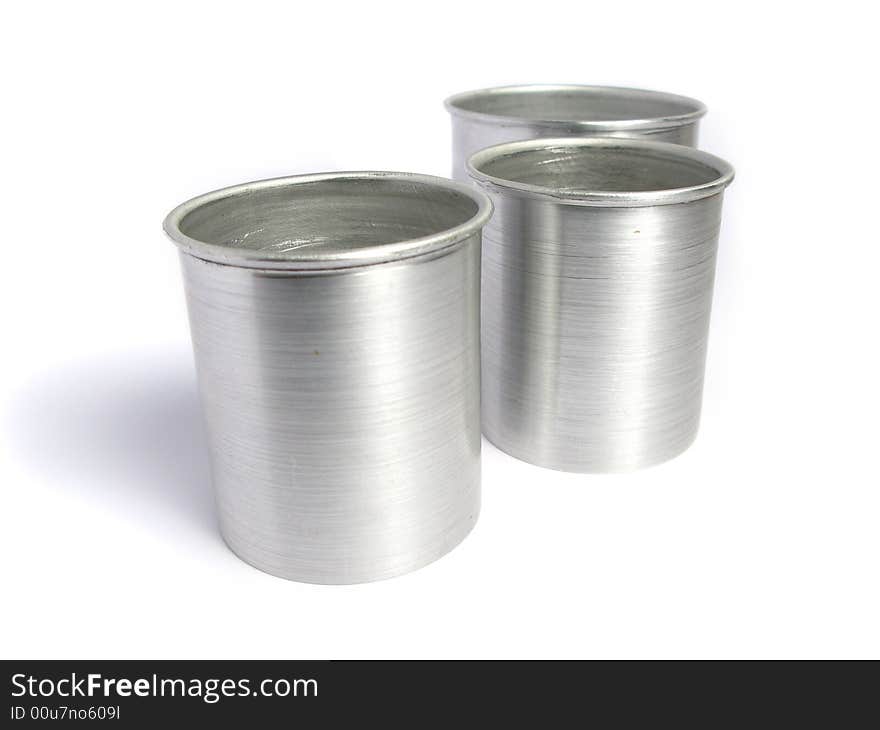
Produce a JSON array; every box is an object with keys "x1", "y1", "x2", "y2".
[
  {"x1": 468, "y1": 138, "x2": 734, "y2": 473},
  {"x1": 164, "y1": 173, "x2": 492, "y2": 583},
  {"x1": 446, "y1": 84, "x2": 705, "y2": 180}
]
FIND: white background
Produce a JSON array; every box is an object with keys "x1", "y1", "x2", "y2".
[{"x1": 2, "y1": 1, "x2": 877, "y2": 659}]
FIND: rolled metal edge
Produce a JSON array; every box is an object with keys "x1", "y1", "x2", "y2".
[
  {"x1": 467, "y1": 137, "x2": 735, "y2": 208},
  {"x1": 444, "y1": 84, "x2": 707, "y2": 131},
  {"x1": 163, "y1": 171, "x2": 494, "y2": 271}
]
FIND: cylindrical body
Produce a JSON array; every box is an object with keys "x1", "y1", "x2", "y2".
[
  {"x1": 468, "y1": 139, "x2": 734, "y2": 473},
  {"x1": 446, "y1": 85, "x2": 706, "y2": 181},
  {"x1": 163, "y1": 173, "x2": 492, "y2": 583}
]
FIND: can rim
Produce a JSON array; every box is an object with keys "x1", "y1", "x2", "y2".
[
  {"x1": 467, "y1": 137, "x2": 735, "y2": 208},
  {"x1": 163, "y1": 171, "x2": 493, "y2": 270},
  {"x1": 444, "y1": 84, "x2": 706, "y2": 131}
]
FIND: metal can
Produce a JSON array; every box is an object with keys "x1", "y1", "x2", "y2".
[
  {"x1": 468, "y1": 138, "x2": 734, "y2": 472},
  {"x1": 446, "y1": 84, "x2": 706, "y2": 180},
  {"x1": 164, "y1": 172, "x2": 492, "y2": 582}
]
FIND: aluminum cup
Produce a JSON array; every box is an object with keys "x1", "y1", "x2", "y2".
[
  {"x1": 468, "y1": 138, "x2": 734, "y2": 472},
  {"x1": 163, "y1": 173, "x2": 493, "y2": 583},
  {"x1": 446, "y1": 84, "x2": 706, "y2": 180}
]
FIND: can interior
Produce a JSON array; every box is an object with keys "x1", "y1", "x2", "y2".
[
  {"x1": 449, "y1": 87, "x2": 699, "y2": 123},
  {"x1": 474, "y1": 144, "x2": 723, "y2": 193},
  {"x1": 177, "y1": 177, "x2": 481, "y2": 255}
]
